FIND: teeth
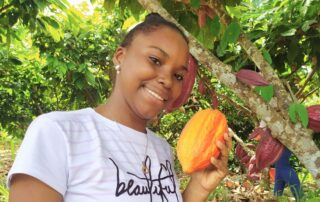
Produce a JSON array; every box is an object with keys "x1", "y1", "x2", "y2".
[{"x1": 145, "y1": 88, "x2": 164, "y2": 101}]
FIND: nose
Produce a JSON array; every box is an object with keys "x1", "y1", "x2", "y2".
[{"x1": 157, "y1": 69, "x2": 173, "y2": 89}]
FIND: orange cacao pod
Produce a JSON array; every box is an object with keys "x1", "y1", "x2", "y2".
[{"x1": 177, "y1": 109, "x2": 228, "y2": 174}]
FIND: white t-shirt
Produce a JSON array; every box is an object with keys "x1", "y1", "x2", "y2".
[{"x1": 7, "y1": 108, "x2": 183, "y2": 202}]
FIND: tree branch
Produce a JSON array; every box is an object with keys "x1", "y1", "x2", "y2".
[
  {"x1": 229, "y1": 128, "x2": 255, "y2": 156},
  {"x1": 0, "y1": 3, "x2": 13, "y2": 14},
  {"x1": 136, "y1": 0, "x2": 320, "y2": 187},
  {"x1": 209, "y1": 0, "x2": 292, "y2": 120},
  {"x1": 300, "y1": 87, "x2": 320, "y2": 103},
  {"x1": 296, "y1": 62, "x2": 318, "y2": 99}
]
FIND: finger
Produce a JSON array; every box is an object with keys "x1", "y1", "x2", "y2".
[
  {"x1": 217, "y1": 140, "x2": 228, "y2": 158},
  {"x1": 211, "y1": 156, "x2": 228, "y2": 168},
  {"x1": 210, "y1": 157, "x2": 228, "y2": 174},
  {"x1": 224, "y1": 132, "x2": 232, "y2": 151}
]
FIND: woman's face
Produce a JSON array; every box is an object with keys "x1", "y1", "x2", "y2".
[{"x1": 112, "y1": 26, "x2": 189, "y2": 121}]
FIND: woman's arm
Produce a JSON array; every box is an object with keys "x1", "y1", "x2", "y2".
[
  {"x1": 182, "y1": 133, "x2": 232, "y2": 202},
  {"x1": 9, "y1": 174, "x2": 62, "y2": 202}
]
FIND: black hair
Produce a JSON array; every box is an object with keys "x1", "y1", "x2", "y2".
[{"x1": 120, "y1": 13, "x2": 188, "y2": 47}]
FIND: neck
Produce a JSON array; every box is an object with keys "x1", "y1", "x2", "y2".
[{"x1": 95, "y1": 100, "x2": 148, "y2": 133}]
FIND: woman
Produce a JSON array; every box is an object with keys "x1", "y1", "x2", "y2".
[{"x1": 8, "y1": 13, "x2": 232, "y2": 202}]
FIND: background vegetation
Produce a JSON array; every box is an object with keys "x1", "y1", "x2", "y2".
[{"x1": 0, "y1": 0, "x2": 319, "y2": 201}]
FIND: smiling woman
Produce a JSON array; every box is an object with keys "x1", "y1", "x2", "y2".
[{"x1": 7, "y1": 13, "x2": 232, "y2": 202}]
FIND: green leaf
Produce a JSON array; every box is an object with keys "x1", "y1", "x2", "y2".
[
  {"x1": 281, "y1": 28, "x2": 296, "y2": 36},
  {"x1": 127, "y1": 0, "x2": 143, "y2": 20},
  {"x1": 217, "y1": 22, "x2": 240, "y2": 57},
  {"x1": 196, "y1": 16, "x2": 214, "y2": 50},
  {"x1": 224, "y1": 22, "x2": 241, "y2": 43},
  {"x1": 261, "y1": 48, "x2": 272, "y2": 64},
  {"x1": 254, "y1": 85, "x2": 273, "y2": 102},
  {"x1": 302, "y1": 20, "x2": 317, "y2": 32},
  {"x1": 288, "y1": 103, "x2": 309, "y2": 128},
  {"x1": 306, "y1": 198, "x2": 320, "y2": 202},
  {"x1": 9, "y1": 57, "x2": 22, "y2": 65},
  {"x1": 85, "y1": 69, "x2": 96, "y2": 86},
  {"x1": 179, "y1": 12, "x2": 199, "y2": 37},
  {"x1": 34, "y1": 0, "x2": 48, "y2": 9},
  {"x1": 287, "y1": 40, "x2": 298, "y2": 63},
  {"x1": 216, "y1": 43, "x2": 227, "y2": 57},
  {"x1": 103, "y1": 0, "x2": 116, "y2": 12},
  {"x1": 8, "y1": 11, "x2": 19, "y2": 26},
  {"x1": 57, "y1": 64, "x2": 68, "y2": 78},
  {"x1": 246, "y1": 30, "x2": 265, "y2": 40},
  {"x1": 190, "y1": 0, "x2": 200, "y2": 9},
  {"x1": 41, "y1": 16, "x2": 60, "y2": 29},
  {"x1": 208, "y1": 16, "x2": 220, "y2": 37}
]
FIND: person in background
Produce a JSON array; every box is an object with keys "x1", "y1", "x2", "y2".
[
  {"x1": 7, "y1": 13, "x2": 232, "y2": 202},
  {"x1": 273, "y1": 146, "x2": 303, "y2": 200}
]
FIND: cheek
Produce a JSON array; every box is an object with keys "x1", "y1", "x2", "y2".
[{"x1": 172, "y1": 82, "x2": 183, "y2": 99}]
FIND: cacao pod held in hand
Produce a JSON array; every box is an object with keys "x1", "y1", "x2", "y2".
[{"x1": 177, "y1": 109, "x2": 228, "y2": 174}]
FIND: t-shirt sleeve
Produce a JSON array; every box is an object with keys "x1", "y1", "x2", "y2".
[{"x1": 7, "y1": 115, "x2": 68, "y2": 196}]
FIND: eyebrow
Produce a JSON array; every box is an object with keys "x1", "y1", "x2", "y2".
[
  {"x1": 148, "y1": 46, "x2": 169, "y2": 57},
  {"x1": 148, "y1": 46, "x2": 188, "y2": 71}
]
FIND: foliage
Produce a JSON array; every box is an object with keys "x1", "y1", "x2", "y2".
[
  {"x1": 0, "y1": 0, "x2": 320, "y2": 200},
  {"x1": 237, "y1": 0, "x2": 320, "y2": 105},
  {"x1": 0, "y1": 1, "x2": 125, "y2": 136}
]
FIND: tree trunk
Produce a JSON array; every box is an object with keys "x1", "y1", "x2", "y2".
[{"x1": 137, "y1": 0, "x2": 320, "y2": 187}]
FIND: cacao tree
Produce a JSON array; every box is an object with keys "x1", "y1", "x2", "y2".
[
  {"x1": 1, "y1": 0, "x2": 319, "y2": 187},
  {"x1": 114, "y1": 0, "x2": 320, "y2": 186}
]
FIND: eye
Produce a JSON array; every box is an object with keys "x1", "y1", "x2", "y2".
[
  {"x1": 174, "y1": 73, "x2": 184, "y2": 81},
  {"x1": 149, "y1": 56, "x2": 161, "y2": 66}
]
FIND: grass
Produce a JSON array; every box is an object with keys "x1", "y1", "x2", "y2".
[{"x1": 0, "y1": 131, "x2": 20, "y2": 202}]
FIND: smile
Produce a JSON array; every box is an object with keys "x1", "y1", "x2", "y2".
[{"x1": 145, "y1": 88, "x2": 166, "y2": 101}]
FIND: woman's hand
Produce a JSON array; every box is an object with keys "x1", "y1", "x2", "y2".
[{"x1": 182, "y1": 132, "x2": 232, "y2": 202}]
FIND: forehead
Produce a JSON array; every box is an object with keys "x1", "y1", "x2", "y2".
[{"x1": 130, "y1": 26, "x2": 189, "y2": 61}]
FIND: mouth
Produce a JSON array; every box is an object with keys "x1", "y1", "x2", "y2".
[{"x1": 145, "y1": 87, "x2": 167, "y2": 102}]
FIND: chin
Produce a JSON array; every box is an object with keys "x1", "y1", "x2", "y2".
[{"x1": 137, "y1": 108, "x2": 161, "y2": 121}]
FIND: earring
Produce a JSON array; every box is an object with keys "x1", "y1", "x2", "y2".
[{"x1": 115, "y1": 64, "x2": 121, "y2": 74}]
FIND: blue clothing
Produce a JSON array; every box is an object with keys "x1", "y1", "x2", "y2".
[
  {"x1": 275, "y1": 147, "x2": 291, "y2": 169},
  {"x1": 274, "y1": 147, "x2": 303, "y2": 200}
]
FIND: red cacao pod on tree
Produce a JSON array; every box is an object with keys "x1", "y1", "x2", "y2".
[
  {"x1": 165, "y1": 54, "x2": 198, "y2": 112},
  {"x1": 198, "y1": 79, "x2": 206, "y2": 96},
  {"x1": 236, "y1": 69, "x2": 269, "y2": 86},
  {"x1": 307, "y1": 105, "x2": 320, "y2": 132},
  {"x1": 235, "y1": 144, "x2": 255, "y2": 167},
  {"x1": 211, "y1": 93, "x2": 219, "y2": 109},
  {"x1": 249, "y1": 127, "x2": 267, "y2": 141},
  {"x1": 198, "y1": 6, "x2": 207, "y2": 28},
  {"x1": 247, "y1": 156, "x2": 260, "y2": 181},
  {"x1": 255, "y1": 129, "x2": 284, "y2": 172}
]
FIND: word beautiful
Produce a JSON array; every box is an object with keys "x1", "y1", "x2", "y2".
[{"x1": 109, "y1": 156, "x2": 180, "y2": 202}]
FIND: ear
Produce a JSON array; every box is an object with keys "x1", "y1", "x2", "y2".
[{"x1": 112, "y1": 47, "x2": 126, "y2": 66}]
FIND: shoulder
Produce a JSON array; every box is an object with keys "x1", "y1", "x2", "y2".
[
  {"x1": 30, "y1": 108, "x2": 99, "y2": 130},
  {"x1": 26, "y1": 108, "x2": 103, "y2": 142},
  {"x1": 36, "y1": 108, "x2": 94, "y2": 123}
]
